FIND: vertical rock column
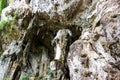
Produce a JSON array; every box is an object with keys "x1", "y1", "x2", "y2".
[{"x1": 49, "y1": 29, "x2": 72, "y2": 80}]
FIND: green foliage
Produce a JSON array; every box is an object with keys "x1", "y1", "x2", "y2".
[
  {"x1": 4, "y1": 78, "x2": 10, "y2": 80},
  {"x1": 0, "y1": 0, "x2": 7, "y2": 15},
  {"x1": 35, "y1": 77, "x2": 41, "y2": 80},
  {"x1": 19, "y1": 73, "x2": 29, "y2": 80},
  {"x1": 0, "y1": 15, "x2": 11, "y2": 30},
  {"x1": 0, "y1": 20, "x2": 8, "y2": 29},
  {"x1": 19, "y1": 73, "x2": 42, "y2": 80},
  {"x1": 0, "y1": 10, "x2": 17, "y2": 30}
]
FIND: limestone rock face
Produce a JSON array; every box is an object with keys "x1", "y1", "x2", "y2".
[
  {"x1": 67, "y1": 0, "x2": 120, "y2": 80},
  {"x1": 0, "y1": 0, "x2": 119, "y2": 80}
]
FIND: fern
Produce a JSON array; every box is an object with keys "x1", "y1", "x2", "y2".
[{"x1": 0, "y1": 0, "x2": 7, "y2": 15}]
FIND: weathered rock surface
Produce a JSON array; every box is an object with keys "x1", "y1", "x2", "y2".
[
  {"x1": 67, "y1": 0, "x2": 120, "y2": 80},
  {"x1": 0, "y1": 0, "x2": 119, "y2": 80}
]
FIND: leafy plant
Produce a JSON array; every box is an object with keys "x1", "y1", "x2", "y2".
[
  {"x1": 0, "y1": 15, "x2": 11, "y2": 30},
  {"x1": 0, "y1": 0, "x2": 7, "y2": 15},
  {"x1": 19, "y1": 73, "x2": 29, "y2": 80},
  {"x1": 4, "y1": 78, "x2": 9, "y2": 80},
  {"x1": 35, "y1": 77, "x2": 41, "y2": 80},
  {"x1": 0, "y1": 20, "x2": 8, "y2": 29},
  {"x1": 0, "y1": 10, "x2": 17, "y2": 30}
]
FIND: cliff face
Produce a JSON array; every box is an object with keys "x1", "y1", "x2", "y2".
[{"x1": 0, "y1": 0, "x2": 119, "y2": 80}]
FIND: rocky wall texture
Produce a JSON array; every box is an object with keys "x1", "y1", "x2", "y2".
[{"x1": 0, "y1": 0, "x2": 119, "y2": 80}]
